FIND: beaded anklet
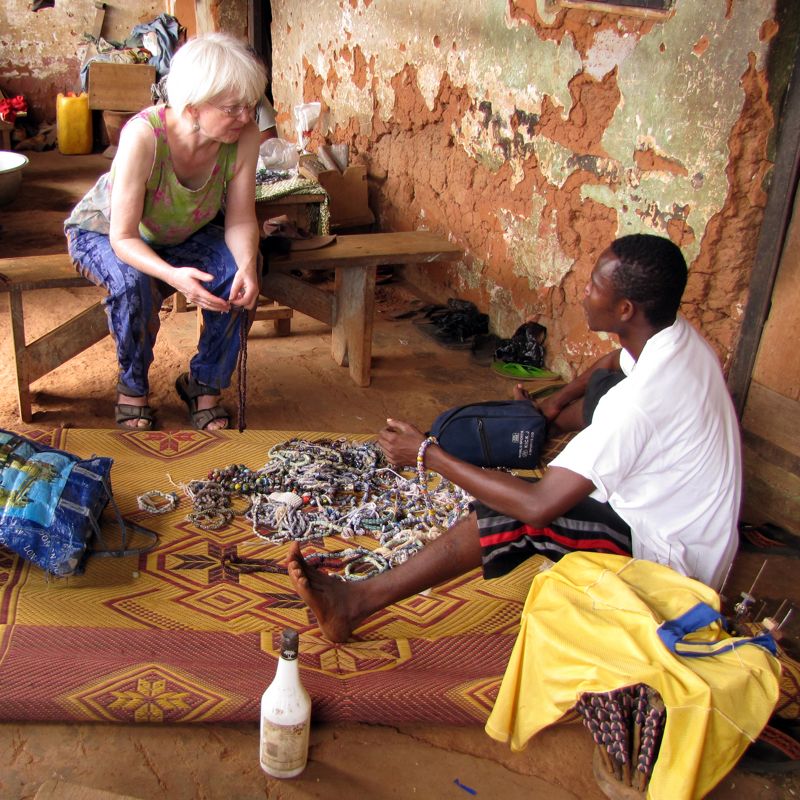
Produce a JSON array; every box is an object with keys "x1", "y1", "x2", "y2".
[{"x1": 305, "y1": 547, "x2": 389, "y2": 581}]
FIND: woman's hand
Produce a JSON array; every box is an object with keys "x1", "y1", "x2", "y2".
[
  {"x1": 377, "y1": 418, "x2": 426, "y2": 467},
  {"x1": 229, "y1": 266, "x2": 260, "y2": 310},
  {"x1": 171, "y1": 266, "x2": 231, "y2": 312}
]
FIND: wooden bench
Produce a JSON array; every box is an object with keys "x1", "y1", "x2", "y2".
[
  {"x1": 0, "y1": 254, "x2": 106, "y2": 423},
  {"x1": 1, "y1": 232, "x2": 461, "y2": 422},
  {"x1": 262, "y1": 231, "x2": 462, "y2": 386}
]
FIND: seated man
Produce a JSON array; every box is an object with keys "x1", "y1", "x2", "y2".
[{"x1": 287, "y1": 234, "x2": 742, "y2": 642}]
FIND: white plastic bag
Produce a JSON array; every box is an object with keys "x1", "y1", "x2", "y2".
[
  {"x1": 259, "y1": 138, "x2": 299, "y2": 170},
  {"x1": 293, "y1": 102, "x2": 321, "y2": 153}
]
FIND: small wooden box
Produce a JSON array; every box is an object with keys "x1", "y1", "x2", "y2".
[
  {"x1": 298, "y1": 163, "x2": 375, "y2": 228},
  {"x1": 88, "y1": 62, "x2": 156, "y2": 112}
]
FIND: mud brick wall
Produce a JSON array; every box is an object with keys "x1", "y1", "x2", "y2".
[
  {"x1": 270, "y1": 0, "x2": 792, "y2": 378},
  {"x1": 2, "y1": 0, "x2": 792, "y2": 377},
  {"x1": 0, "y1": 1, "x2": 163, "y2": 122},
  {"x1": 0, "y1": 1, "x2": 248, "y2": 123}
]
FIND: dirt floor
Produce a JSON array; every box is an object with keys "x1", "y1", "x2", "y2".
[{"x1": 0, "y1": 151, "x2": 798, "y2": 799}]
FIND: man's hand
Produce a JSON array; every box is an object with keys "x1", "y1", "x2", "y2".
[
  {"x1": 513, "y1": 384, "x2": 530, "y2": 402},
  {"x1": 377, "y1": 418, "x2": 426, "y2": 467},
  {"x1": 514, "y1": 383, "x2": 562, "y2": 422}
]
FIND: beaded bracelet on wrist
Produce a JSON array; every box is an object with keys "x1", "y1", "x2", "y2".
[{"x1": 416, "y1": 436, "x2": 439, "y2": 501}]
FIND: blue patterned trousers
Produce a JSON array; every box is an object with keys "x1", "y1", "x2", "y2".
[{"x1": 67, "y1": 224, "x2": 244, "y2": 396}]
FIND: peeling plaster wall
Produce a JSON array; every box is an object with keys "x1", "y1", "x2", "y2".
[
  {"x1": 0, "y1": 1, "x2": 251, "y2": 122},
  {"x1": 271, "y1": 0, "x2": 786, "y2": 377},
  {"x1": 0, "y1": 0, "x2": 164, "y2": 122}
]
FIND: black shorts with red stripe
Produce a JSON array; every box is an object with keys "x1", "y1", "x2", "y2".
[{"x1": 472, "y1": 486, "x2": 632, "y2": 580}]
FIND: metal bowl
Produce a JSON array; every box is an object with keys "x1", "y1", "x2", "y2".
[{"x1": 0, "y1": 151, "x2": 30, "y2": 206}]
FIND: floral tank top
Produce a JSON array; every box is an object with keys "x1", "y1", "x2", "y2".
[{"x1": 64, "y1": 105, "x2": 238, "y2": 246}]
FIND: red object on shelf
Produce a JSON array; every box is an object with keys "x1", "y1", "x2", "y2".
[{"x1": 0, "y1": 95, "x2": 27, "y2": 124}]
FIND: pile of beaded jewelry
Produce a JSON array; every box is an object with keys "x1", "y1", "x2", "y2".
[{"x1": 170, "y1": 438, "x2": 472, "y2": 580}]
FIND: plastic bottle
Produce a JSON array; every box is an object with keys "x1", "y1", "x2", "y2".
[
  {"x1": 56, "y1": 92, "x2": 93, "y2": 155},
  {"x1": 259, "y1": 628, "x2": 311, "y2": 778}
]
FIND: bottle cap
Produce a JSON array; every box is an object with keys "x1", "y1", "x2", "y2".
[{"x1": 280, "y1": 628, "x2": 299, "y2": 660}]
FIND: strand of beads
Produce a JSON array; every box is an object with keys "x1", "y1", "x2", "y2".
[
  {"x1": 374, "y1": 529, "x2": 426, "y2": 566},
  {"x1": 304, "y1": 547, "x2": 390, "y2": 582},
  {"x1": 416, "y1": 436, "x2": 438, "y2": 501},
  {"x1": 208, "y1": 463, "x2": 272, "y2": 496},
  {"x1": 187, "y1": 508, "x2": 234, "y2": 531}
]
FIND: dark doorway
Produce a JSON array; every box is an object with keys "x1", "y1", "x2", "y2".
[{"x1": 249, "y1": 0, "x2": 273, "y2": 102}]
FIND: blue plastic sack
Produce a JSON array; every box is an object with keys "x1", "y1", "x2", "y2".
[{"x1": 0, "y1": 430, "x2": 113, "y2": 576}]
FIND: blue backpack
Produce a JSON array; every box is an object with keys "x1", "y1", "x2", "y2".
[{"x1": 429, "y1": 400, "x2": 547, "y2": 470}]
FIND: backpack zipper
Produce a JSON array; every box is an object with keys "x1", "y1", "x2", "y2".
[{"x1": 478, "y1": 418, "x2": 493, "y2": 466}]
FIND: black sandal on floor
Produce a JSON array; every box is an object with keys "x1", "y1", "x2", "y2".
[{"x1": 175, "y1": 372, "x2": 230, "y2": 431}]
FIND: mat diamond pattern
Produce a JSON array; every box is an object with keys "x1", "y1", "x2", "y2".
[
  {"x1": 61, "y1": 663, "x2": 238, "y2": 723},
  {"x1": 0, "y1": 428, "x2": 549, "y2": 724}
]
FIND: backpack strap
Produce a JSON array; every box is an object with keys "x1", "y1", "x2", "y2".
[{"x1": 657, "y1": 602, "x2": 777, "y2": 658}]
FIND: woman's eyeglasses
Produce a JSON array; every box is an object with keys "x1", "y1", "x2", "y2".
[{"x1": 212, "y1": 103, "x2": 256, "y2": 119}]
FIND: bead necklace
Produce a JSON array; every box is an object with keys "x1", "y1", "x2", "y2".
[
  {"x1": 416, "y1": 436, "x2": 439, "y2": 503},
  {"x1": 236, "y1": 309, "x2": 248, "y2": 433}
]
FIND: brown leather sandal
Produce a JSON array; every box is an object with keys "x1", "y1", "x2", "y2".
[
  {"x1": 115, "y1": 402, "x2": 156, "y2": 430},
  {"x1": 175, "y1": 372, "x2": 229, "y2": 431}
]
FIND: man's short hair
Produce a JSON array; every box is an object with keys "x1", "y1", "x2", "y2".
[{"x1": 609, "y1": 234, "x2": 688, "y2": 327}]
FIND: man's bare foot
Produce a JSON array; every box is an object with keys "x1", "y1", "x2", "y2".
[{"x1": 286, "y1": 542, "x2": 359, "y2": 643}]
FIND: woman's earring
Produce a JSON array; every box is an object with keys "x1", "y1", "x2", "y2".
[{"x1": 192, "y1": 119, "x2": 200, "y2": 133}]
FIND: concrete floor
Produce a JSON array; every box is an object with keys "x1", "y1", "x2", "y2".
[{"x1": 0, "y1": 151, "x2": 797, "y2": 799}]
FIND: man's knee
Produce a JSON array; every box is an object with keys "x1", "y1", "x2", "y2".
[{"x1": 582, "y1": 369, "x2": 626, "y2": 426}]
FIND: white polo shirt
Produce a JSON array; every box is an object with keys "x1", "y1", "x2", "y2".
[{"x1": 550, "y1": 315, "x2": 741, "y2": 589}]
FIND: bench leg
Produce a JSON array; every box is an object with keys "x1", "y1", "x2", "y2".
[
  {"x1": 331, "y1": 265, "x2": 376, "y2": 387},
  {"x1": 8, "y1": 291, "x2": 33, "y2": 423},
  {"x1": 6, "y1": 294, "x2": 110, "y2": 424}
]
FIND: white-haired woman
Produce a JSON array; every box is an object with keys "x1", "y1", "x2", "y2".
[{"x1": 65, "y1": 32, "x2": 265, "y2": 430}]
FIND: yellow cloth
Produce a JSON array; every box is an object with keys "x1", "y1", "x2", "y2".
[{"x1": 485, "y1": 553, "x2": 781, "y2": 800}]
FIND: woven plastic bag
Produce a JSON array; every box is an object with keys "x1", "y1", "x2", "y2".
[{"x1": 0, "y1": 429, "x2": 113, "y2": 576}]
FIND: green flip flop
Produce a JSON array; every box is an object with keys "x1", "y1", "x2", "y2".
[{"x1": 491, "y1": 361, "x2": 561, "y2": 381}]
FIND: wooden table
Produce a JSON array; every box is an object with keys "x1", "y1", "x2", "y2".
[
  {"x1": 263, "y1": 231, "x2": 463, "y2": 386},
  {"x1": 174, "y1": 189, "x2": 326, "y2": 315},
  {"x1": 255, "y1": 192, "x2": 325, "y2": 228}
]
